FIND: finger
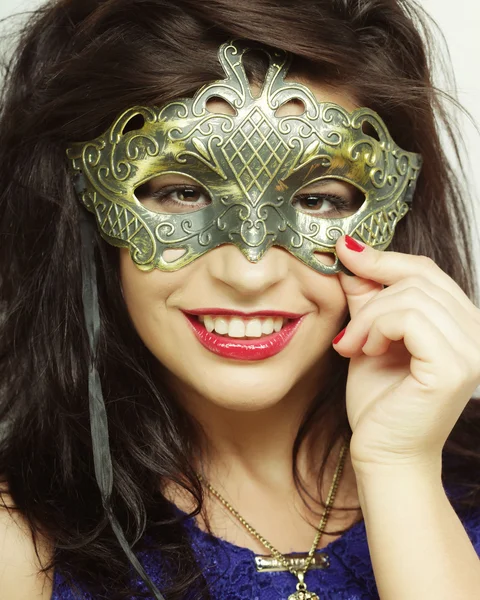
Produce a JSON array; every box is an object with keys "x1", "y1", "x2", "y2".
[
  {"x1": 358, "y1": 308, "x2": 452, "y2": 368},
  {"x1": 354, "y1": 309, "x2": 480, "y2": 394},
  {"x1": 365, "y1": 280, "x2": 480, "y2": 342},
  {"x1": 335, "y1": 235, "x2": 477, "y2": 316},
  {"x1": 337, "y1": 270, "x2": 384, "y2": 318},
  {"x1": 333, "y1": 288, "x2": 480, "y2": 360},
  {"x1": 374, "y1": 276, "x2": 480, "y2": 326}
]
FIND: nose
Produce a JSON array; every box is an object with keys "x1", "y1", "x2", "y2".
[{"x1": 206, "y1": 244, "x2": 290, "y2": 296}]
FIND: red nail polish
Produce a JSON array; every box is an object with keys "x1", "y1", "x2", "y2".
[
  {"x1": 332, "y1": 328, "x2": 346, "y2": 345},
  {"x1": 345, "y1": 235, "x2": 365, "y2": 252}
]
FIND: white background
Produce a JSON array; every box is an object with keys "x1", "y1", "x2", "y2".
[{"x1": 1, "y1": 0, "x2": 479, "y2": 280}]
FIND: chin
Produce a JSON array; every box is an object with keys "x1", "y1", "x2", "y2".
[
  {"x1": 200, "y1": 389, "x2": 288, "y2": 412},
  {"x1": 180, "y1": 363, "x2": 307, "y2": 412}
]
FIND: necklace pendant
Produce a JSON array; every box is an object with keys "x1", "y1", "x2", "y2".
[
  {"x1": 288, "y1": 570, "x2": 320, "y2": 600},
  {"x1": 288, "y1": 588, "x2": 319, "y2": 600}
]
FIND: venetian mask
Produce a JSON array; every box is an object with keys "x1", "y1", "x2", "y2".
[{"x1": 67, "y1": 40, "x2": 422, "y2": 275}]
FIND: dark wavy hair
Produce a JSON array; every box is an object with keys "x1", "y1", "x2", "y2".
[{"x1": 1, "y1": 0, "x2": 479, "y2": 598}]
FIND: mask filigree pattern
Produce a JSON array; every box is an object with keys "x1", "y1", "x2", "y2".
[{"x1": 67, "y1": 40, "x2": 422, "y2": 274}]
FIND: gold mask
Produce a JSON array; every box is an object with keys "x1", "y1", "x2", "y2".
[{"x1": 67, "y1": 40, "x2": 422, "y2": 274}]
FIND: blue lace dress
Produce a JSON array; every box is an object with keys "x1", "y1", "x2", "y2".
[{"x1": 51, "y1": 485, "x2": 480, "y2": 600}]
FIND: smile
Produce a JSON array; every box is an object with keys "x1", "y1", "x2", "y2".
[{"x1": 182, "y1": 310, "x2": 306, "y2": 361}]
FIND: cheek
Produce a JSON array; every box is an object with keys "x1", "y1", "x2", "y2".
[
  {"x1": 309, "y1": 255, "x2": 349, "y2": 320},
  {"x1": 314, "y1": 288, "x2": 349, "y2": 335},
  {"x1": 120, "y1": 250, "x2": 157, "y2": 309},
  {"x1": 118, "y1": 249, "x2": 178, "y2": 337},
  {"x1": 298, "y1": 263, "x2": 349, "y2": 322}
]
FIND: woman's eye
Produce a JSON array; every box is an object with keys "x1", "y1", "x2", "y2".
[
  {"x1": 172, "y1": 187, "x2": 205, "y2": 203},
  {"x1": 292, "y1": 193, "x2": 357, "y2": 218},
  {"x1": 298, "y1": 195, "x2": 333, "y2": 211},
  {"x1": 138, "y1": 184, "x2": 212, "y2": 214},
  {"x1": 290, "y1": 180, "x2": 365, "y2": 218}
]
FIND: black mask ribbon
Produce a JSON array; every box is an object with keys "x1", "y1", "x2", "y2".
[{"x1": 80, "y1": 214, "x2": 166, "y2": 600}]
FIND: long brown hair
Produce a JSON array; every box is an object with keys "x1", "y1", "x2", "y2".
[{"x1": 1, "y1": 1, "x2": 479, "y2": 598}]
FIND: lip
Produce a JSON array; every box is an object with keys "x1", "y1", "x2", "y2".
[{"x1": 183, "y1": 312, "x2": 306, "y2": 361}]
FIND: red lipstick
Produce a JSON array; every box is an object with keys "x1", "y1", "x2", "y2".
[{"x1": 183, "y1": 313, "x2": 305, "y2": 361}]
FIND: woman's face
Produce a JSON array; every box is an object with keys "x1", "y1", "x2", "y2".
[{"x1": 120, "y1": 81, "x2": 358, "y2": 412}]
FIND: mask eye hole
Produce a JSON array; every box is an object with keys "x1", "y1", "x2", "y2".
[
  {"x1": 361, "y1": 120, "x2": 381, "y2": 141},
  {"x1": 274, "y1": 98, "x2": 306, "y2": 117},
  {"x1": 206, "y1": 97, "x2": 237, "y2": 116},
  {"x1": 162, "y1": 248, "x2": 187, "y2": 263},
  {"x1": 313, "y1": 251, "x2": 336, "y2": 266},
  {"x1": 291, "y1": 179, "x2": 365, "y2": 219},
  {"x1": 122, "y1": 114, "x2": 146, "y2": 135},
  {"x1": 135, "y1": 174, "x2": 212, "y2": 215}
]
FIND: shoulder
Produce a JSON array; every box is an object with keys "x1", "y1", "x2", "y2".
[{"x1": 0, "y1": 488, "x2": 54, "y2": 599}]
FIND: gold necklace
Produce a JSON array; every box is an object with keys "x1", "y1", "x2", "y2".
[{"x1": 199, "y1": 440, "x2": 349, "y2": 600}]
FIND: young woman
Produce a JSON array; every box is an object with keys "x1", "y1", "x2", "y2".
[{"x1": 1, "y1": 1, "x2": 479, "y2": 599}]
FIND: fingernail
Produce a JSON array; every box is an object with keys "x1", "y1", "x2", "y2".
[
  {"x1": 332, "y1": 327, "x2": 346, "y2": 345},
  {"x1": 345, "y1": 235, "x2": 365, "y2": 252}
]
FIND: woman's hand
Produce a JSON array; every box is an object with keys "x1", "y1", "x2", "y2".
[{"x1": 333, "y1": 235, "x2": 480, "y2": 473}]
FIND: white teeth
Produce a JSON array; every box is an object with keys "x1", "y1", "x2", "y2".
[
  {"x1": 261, "y1": 317, "x2": 274, "y2": 335},
  {"x1": 195, "y1": 314, "x2": 291, "y2": 338},
  {"x1": 204, "y1": 315, "x2": 214, "y2": 332},
  {"x1": 214, "y1": 317, "x2": 229, "y2": 335},
  {"x1": 245, "y1": 319, "x2": 263, "y2": 338},
  {"x1": 228, "y1": 318, "x2": 246, "y2": 337}
]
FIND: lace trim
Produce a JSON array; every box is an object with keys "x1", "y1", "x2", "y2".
[{"x1": 51, "y1": 483, "x2": 480, "y2": 599}]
